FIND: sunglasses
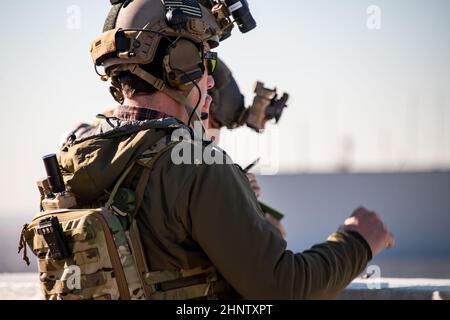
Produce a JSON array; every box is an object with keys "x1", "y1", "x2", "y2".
[{"x1": 204, "y1": 51, "x2": 218, "y2": 75}]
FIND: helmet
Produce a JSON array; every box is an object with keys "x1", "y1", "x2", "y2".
[
  {"x1": 209, "y1": 58, "x2": 290, "y2": 132},
  {"x1": 209, "y1": 58, "x2": 245, "y2": 129},
  {"x1": 90, "y1": 0, "x2": 254, "y2": 123}
]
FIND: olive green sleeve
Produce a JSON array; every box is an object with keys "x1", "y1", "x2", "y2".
[{"x1": 178, "y1": 162, "x2": 371, "y2": 300}]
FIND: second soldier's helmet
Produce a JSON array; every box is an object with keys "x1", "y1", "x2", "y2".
[
  {"x1": 209, "y1": 58, "x2": 289, "y2": 132},
  {"x1": 209, "y1": 58, "x2": 246, "y2": 129}
]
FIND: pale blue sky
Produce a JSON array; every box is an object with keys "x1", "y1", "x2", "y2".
[{"x1": 0, "y1": 0, "x2": 449, "y2": 213}]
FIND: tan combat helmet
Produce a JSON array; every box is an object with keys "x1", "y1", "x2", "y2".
[{"x1": 90, "y1": 0, "x2": 253, "y2": 124}]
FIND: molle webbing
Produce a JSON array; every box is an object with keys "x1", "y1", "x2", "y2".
[{"x1": 144, "y1": 266, "x2": 232, "y2": 300}]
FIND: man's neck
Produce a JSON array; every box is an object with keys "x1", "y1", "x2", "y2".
[{"x1": 123, "y1": 92, "x2": 189, "y2": 124}]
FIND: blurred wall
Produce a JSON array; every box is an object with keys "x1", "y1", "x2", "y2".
[
  {"x1": 257, "y1": 172, "x2": 450, "y2": 278},
  {"x1": 1, "y1": 172, "x2": 449, "y2": 277}
]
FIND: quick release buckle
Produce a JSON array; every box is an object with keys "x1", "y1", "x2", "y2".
[{"x1": 153, "y1": 78, "x2": 166, "y2": 91}]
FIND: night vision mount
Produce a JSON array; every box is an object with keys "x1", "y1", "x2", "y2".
[
  {"x1": 109, "y1": 0, "x2": 256, "y2": 40},
  {"x1": 198, "y1": 0, "x2": 257, "y2": 39},
  {"x1": 245, "y1": 82, "x2": 289, "y2": 132}
]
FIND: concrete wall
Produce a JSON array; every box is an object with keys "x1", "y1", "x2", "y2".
[
  {"x1": 337, "y1": 278, "x2": 450, "y2": 300},
  {"x1": 257, "y1": 172, "x2": 450, "y2": 278}
]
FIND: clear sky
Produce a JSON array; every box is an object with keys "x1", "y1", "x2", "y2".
[{"x1": 0, "y1": 0, "x2": 449, "y2": 213}]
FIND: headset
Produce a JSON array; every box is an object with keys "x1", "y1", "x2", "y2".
[{"x1": 163, "y1": 38, "x2": 205, "y2": 90}]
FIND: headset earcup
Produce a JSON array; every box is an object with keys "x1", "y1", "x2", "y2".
[{"x1": 164, "y1": 40, "x2": 204, "y2": 90}]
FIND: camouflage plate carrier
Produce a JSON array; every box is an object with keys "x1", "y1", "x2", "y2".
[{"x1": 18, "y1": 124, "x2": 230, "y2": 300}]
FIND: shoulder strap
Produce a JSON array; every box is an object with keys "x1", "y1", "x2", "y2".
[
  {"x1": 132, "y1": 141, "x2": 180, "y2": 218},
  {"x1": 127, "y1": 141, "x2": 181, "y2": 299},
  {"x1": 103, "y1": 131, "x2": 180, "y2": 300},
  {"x1": 105, "y1": 129, "x2": 169, "y2": 209}
]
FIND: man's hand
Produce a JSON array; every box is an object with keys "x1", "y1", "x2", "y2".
[
  {"x1": 246, "y1": 172, "x2": 261, "y2": 198},
  {"x1": 339, "y1": 207, "x2": 395, "y2": 257},
  {"x1": 245, "y1": 172, "x2": 287, "y2": 238}
]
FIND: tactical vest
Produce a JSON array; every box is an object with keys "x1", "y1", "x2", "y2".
[{"x1": 19, "y1": 126, "x2": 235, "y2": 300}]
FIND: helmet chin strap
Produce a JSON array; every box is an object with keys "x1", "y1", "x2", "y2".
[{"x1": 122, "y1": 64, "x2": 206, "y2": 137}]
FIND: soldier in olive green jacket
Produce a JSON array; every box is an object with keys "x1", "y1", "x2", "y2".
[{"x1": 60, "y1": 0, "x2": 394, "y2": 299}]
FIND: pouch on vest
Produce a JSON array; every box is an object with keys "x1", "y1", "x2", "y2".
[{"x1": 18, "y1": 129, "x2": 178, "y2": 300}]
